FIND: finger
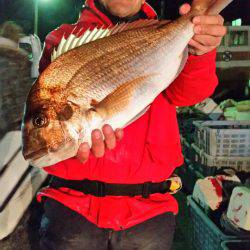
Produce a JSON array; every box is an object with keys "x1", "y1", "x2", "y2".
[
  {"x1": 194, "y1": 24, "x2": 227, "y2": 37},
  {"x1": 189, "y1": 46, "x2": 213, "y2": 56},
  {"x1": 192, "y1": 34, "x2": 222, "y2": 47},
  {"x1": 102, "y1": 124, "x2": 116, "y2": 150},
  {"x1": 77, "y1": 142, "x2": 90, "y2": 163},
  {"x1": 91, "y1": 129, "x2": 105, "y2": 158},
  {"x1": 189, "y1": 46, "x2": 209, "y2": 56},
  {"x1": 179, "y1": 3, "x2": 191, "y2": 15},
  {"x1": 193, "y1": 15, "x2": 224, "y2": 25},
  {"x1": 189, "y1": 39, "x2": 215, "y2": 55},
  {"x1": 189, "y1": 38, "x2": 215, "y2": 52},
  {"x1": 115, "y1": 128, "x2": 124, "y2": 141}
]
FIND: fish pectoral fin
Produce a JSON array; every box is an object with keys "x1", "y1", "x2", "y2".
[{"x1": 93, "y1": 75, "x2": 151, "y2": 121}]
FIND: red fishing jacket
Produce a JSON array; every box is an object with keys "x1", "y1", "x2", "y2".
[{"x1": 37, "y1": 0, "x2": 218, "y2": 230}]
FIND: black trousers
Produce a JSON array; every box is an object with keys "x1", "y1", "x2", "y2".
[{"x1": 39, "y1": 198, "x2": 176, "y2": 250}]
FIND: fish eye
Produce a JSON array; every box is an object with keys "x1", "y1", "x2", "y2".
[{"x1": 33, "y1": 114, "x2": 48, "y2": 128}]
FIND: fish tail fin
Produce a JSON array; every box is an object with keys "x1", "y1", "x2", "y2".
[{"x1": 191, "y1": 0, "x2": 233, "y2": 15}]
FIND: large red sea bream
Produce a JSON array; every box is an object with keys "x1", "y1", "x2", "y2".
[{"x1": 22, "y1": 0, "x2": 233, "y2": 167}]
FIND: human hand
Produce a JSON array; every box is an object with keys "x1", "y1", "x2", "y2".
[
  {"x1": 77, "y1": 124, "x2": 123, "y2": 163},
  {"x1": 179, "y1": 4, "x2": 227, "y2": 55}
]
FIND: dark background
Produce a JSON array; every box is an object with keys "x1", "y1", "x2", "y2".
[{"x1": 0, "y1": 0, "x2": 249, "y2": 42}]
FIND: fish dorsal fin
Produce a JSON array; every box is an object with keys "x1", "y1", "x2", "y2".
[
  {"x1": 51, "y1": 19, "x2": 168, "y2": 62},
  {"x1": 51, "y1": 27, "x2": 111, "y2": 61}
]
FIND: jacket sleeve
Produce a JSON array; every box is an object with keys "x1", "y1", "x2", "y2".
[{"x1": 165, "y1": 49, "x2": 218, "y2": 107}]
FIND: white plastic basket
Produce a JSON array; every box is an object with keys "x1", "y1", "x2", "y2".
[
  {"x1": 191, "y1": 143, "x2": 250, "y2": 172},
  {"x1": 193, "y1": 121, "x2": 250, "y2": 157}
]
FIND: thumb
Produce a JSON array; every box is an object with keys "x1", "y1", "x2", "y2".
[{"x1": 179, "y1": 3, "x2": 191, "y2": 15}]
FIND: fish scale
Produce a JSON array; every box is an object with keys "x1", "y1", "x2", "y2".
[{"x1": 67, "y1": 28, "x2": 173, "y2": 105}]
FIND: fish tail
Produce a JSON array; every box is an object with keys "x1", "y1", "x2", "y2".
[{"x1": 191, "y1": 0, "x2": 233, "y2": 15}]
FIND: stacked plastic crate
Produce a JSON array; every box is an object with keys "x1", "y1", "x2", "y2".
[
  {"x1": 176, "y1": 98, "x2": 227, "y2": 192},
  {"x1": 177, "y1": 136, "x2": 205, "y2": 193},
  {"x1": 186, "y1": 121, "x2": 250, "y2": 249},
  {"x1": 190, "y1": 120, "x2": 250, "y2": 176}
]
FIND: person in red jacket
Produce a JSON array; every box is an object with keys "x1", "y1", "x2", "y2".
[{"x1": 38, "y1": 0, "x2": 226, "y2": 249}]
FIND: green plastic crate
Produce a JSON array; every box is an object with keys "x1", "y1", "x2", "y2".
[
  {"x1": 187, "y1": 196, "x2": 249, "y2": 250},
  {"x1": 221, "y1": 240, "x2": 250, "y2": 250}
]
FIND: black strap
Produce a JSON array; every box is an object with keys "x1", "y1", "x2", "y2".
[{"x1": 50, "y1": 177, "x2": 172, "y2": 198}]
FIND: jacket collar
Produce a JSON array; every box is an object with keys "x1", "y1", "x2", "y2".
[{"x1": 80, "y1": 0, "x2": 157, "y2": 25}]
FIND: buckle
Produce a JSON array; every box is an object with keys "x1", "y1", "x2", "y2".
[
  {"x1": 96, "y1": 181, "x2": 106, "y2": 197},
  {"x1": 142, "y1": 182, "x2": 151, "y2": 198},
  {"x1": 167, "y1": 175, "x2": 182, "y2": 194}
]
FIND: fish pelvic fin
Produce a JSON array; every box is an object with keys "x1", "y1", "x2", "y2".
[
  {"x1": 51, "y1": 19, "x2": 170, "y2": 62},
  {"x1": 191, "y1": 0, "x2": 233, "y2": 15}
]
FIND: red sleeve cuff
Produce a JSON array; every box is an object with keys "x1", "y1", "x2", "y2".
[
  {"x1": 186, "y1": 49, "x2": 217, "y2": 68},
  {"x1": 165, "y1": 49, "x2": 218, "y2": 107}
]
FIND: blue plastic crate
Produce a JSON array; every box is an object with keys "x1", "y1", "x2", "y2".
[{"x1": 187, "y1": 196, "x2": 249, "y2": 250}]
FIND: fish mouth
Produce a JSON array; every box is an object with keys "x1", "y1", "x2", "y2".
[{"x1": 24, "y1": 148, "x2": 48, "y2": 161}]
